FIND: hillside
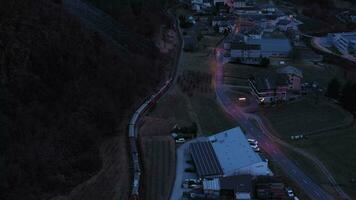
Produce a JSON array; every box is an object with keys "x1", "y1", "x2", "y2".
[{"x1": 0, "y1": 0, "x2": 168, "y2": 199}]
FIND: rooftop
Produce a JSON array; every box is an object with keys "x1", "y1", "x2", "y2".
[
  {"x1": 248, "y1": 37, "x2": 292, "y2": 52},
  {"x1": 253, "y1": 72, "x2": 289, "y2": 91},
  {"x1": 220, "y1": 175, "x2": 253, "y2": 193},
  {"x1": 231, "y1": 42, "x2": 261, "y2": 50},
  {"x1": 277, "y1": 65, "x2": 303, "y2": 78},
  {"x1": 210, "y1": 127, "x2": 263, "y2": 175},
  {"x1": 190, "y1": 141, "x2": 224, "y2": 177}
]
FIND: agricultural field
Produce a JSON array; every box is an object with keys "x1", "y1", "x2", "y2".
[
  {"x1": 259, "y1": 96, "x2": 352, "y2": 138},
  {"x1": 288, "y1": 125, "x2": 356, "y2": 199},
  {"x1": 140, "y1": 136, "x2": 176, "y2": 200},
  {"x1": 149, "y1": 32, "x2": 234, "y2": 135}
]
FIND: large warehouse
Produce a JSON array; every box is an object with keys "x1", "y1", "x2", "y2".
[{"x1": 190, "y1": 127, "x2": 271, "y2": 178}]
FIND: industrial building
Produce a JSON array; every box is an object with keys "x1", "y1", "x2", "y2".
[
  {"x1": 189, "y1": 127, "x2": 271, "y2": 178},
  {"x1": 328, "y1": 32, "x2": 356, "y2": 55}
]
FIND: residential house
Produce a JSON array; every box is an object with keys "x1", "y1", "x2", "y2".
[
  {"x1": 258, "y1": 3, "x2": 277, "y2": 14},
  {"x1": 277, "y1": 65, "x2": 303, "y2": 90},
  {"x1": 249, "y1": 72, "x2": 290, "y2": 103}
]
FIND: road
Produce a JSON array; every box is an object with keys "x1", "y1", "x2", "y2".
[{"x1": 213, "y1": 49, "x2": 335, "y2": 200}]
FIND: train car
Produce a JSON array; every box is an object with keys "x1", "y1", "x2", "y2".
[{"x1": 128, "y1": 78, "x2": 174, "y2": 200}]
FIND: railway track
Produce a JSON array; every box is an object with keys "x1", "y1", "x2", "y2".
[{"x1": 128, "y1": 8, "x2": 183, "y2": 200}]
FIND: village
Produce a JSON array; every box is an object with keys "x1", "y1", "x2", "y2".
[{"x1": 154, "y1": 0, "x2": 356, "y2": 200}]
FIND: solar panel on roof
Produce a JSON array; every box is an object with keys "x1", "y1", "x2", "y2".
[{"x1": 190, "y1": 142, "x2": 223, "y2": 177}]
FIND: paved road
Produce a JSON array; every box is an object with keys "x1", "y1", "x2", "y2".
[{"x1": 214, "y1": 49, "x2": 335, "y2": 200}]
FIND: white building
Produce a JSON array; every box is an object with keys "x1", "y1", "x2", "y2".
[
  {"x1": 328, "y1": 32, "x2": 356, "y2": 55},
  {"x1": 190, "y1": 127, "x2": 271, "y2": 178}
]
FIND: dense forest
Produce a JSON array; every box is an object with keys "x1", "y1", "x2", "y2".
[{"x1": 0, "y1": 0, "x2": 169, "y2": 199}]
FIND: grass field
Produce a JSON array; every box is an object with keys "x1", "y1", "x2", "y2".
[
  {"x1": 260, "y1": 97, "x2": 352, "y2": 138},
  {"x1": 141, "y1": 136, "x2": 176, "y2": 200},
  {"x1": 223, "y1": 63, "x2": 269, "y2": 79},
  {"x1": 150, "y1": 31, "x2": 234, "y2": 135},
  {"x1": 288, "y1": 125, "x2": 356, "y2": 199}
]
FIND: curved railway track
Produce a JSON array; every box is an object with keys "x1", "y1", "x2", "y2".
[{"x1": 128, "y1": 8, "x2": 182, "y2": 200}]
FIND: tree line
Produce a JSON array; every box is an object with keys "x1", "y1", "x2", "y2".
[{"x1": 326, "y1": 78, "x2": 356, "y2": 115}]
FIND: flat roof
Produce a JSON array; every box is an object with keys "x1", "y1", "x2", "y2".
[
  {"x1": 190, "y1": 141, "x2": 223, "y2": 177},
  {"x1": 220, "y1": 175, "x2": 253, "y2": 193},
  {"x1": 210, "y1": 127, "x2": 263, "y2": 175},
  {"x1": 248, "y1": 38, "x2": 292, "y2": 52}
]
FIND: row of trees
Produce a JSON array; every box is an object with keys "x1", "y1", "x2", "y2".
[{"x1": 326, "y1": 78, "x2": 356, "y2": 114}]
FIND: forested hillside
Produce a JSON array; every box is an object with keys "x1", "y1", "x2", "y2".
[
  {"x1": 87, "y1": 0, "x2": 173, "y2": 38},
  {"x1": 0, "y1": 0, "x2": 167, "y2": 199}
]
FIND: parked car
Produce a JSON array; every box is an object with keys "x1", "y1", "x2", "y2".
[
  {"x1": 248, "y1": 139, "x2": 258, "y2": 145},
  {"x1": 176, "y1": 138, "x2": 185, "y2": 143},
  {"x1": 285, "y1": 187, "x2": 294, "y2": 197},
  {"x1": 250, "y1": 144, "x2": 258, "y2": 149},
  {"x1": 253, "y1": 147, "x2": 260, "y2": 152},
  {"x1": 294, "y1": 196, "x2": 300, "y2": 200}
]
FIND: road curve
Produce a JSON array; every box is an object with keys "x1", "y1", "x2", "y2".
[{"x1": 213, "y1": 49, "x2": 335, "y2": 200}]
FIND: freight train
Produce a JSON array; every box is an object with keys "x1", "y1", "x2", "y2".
[{"x1": 128, "y1": 79, "x2": 173, "y2": 200}]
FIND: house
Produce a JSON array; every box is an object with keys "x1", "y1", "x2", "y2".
[
  {"x1": 258, "y1": 3, "x2": 277, "y2": 14},
  {"x1": 277, "y1": 66, "x2": 303, "y2": 90},
  {"x1": 274, "y1": 16, "x2": 302, "y2": 32},
  {"x1": 328, "y1": 32, "x2": 356, "y2": 55},
  {"x1": 191, "y1": 0, "x2": 213, "y2": 11},
  {"x1": 212, "y1": 15, "x2": 236, "y2": 26},
  {"x1": 249, "y1": 72, "x2": 290, "y2": 103},
  {"x1": 233, "y1": 0, "x2": 255, "y2": 8},
  {"x1": 249, "y1": 66, "x2": 303, "y2": 103}
]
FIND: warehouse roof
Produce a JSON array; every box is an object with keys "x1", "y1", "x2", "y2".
[
  {"x1": 210, "y1": 127, "x2": 263, "y2": 175},
  {"x1": 190, "y1": 141, "x2": 223, "y2": 177}
]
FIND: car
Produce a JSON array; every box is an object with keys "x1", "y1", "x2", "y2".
[
  {"x1": 294, "y1": 196, "x2": 300, "y2": 200},
  {"x1": 175, "y1": 138, "x2": 185, "y2": 143},
  {"x1": 248, "y1": 139, "x2": 258, "y2": 145},
  {"x1": 184, "y1": 178, "x2": 199, "y2": 184},
  {"x1": 189, "y1": 184, "x2": 201, "y2": 189},
  {"x1": 250, "y1": 144, "x2": 258, "y2": 149},
  {"x1": 253, "y1": 147, "x2": 260, "y2": 152},
  {"x1": 285, "y1": 187, "x2": 294, "y2": 197}
]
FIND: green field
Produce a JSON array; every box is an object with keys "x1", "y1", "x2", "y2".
[
  {"x1": 289, "y1": 125, "x2": 356, "y2": 199},
  {"x1": 260, "y1": 97, "x2": 352, "y2": 138}
]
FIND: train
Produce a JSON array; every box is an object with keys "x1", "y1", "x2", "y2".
[{"x1": 128, "y1": 78, "x2": 173, "y2": 200}]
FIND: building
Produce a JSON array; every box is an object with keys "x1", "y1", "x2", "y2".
[
  {"x1": 328, "y1": 32, "x2": 356, "y2": 55},
  {"x1": 255, "y1": 176, "x2": 289, "y2": 199},
  {"x1": 203, "y1": 175, "x2": 254, "y2": 200},
  {"x1": 249, "y1": 72, "x2": 290, "y2": 103},
  {"x1": 230, "y1": 42, "x2": 262, "y2": 64},
  {"x1": 233, "y1": 0, "x2": 255, "y2": 8},
  {"x1": 277, "y1": 66, "x2": 303, "y2": 90},
  {"x1": 249, "y1": 66, "x2": 303, "y2": 103},
  {"x1": 191, "y1": 0, "x2": 213, "y2": 12},
  {"x1": 190, "y1": 127, "x2": 271, "y2": 178},
  {"x1": 247, "y1": 37, "x2": 292, "y2": 57}
]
